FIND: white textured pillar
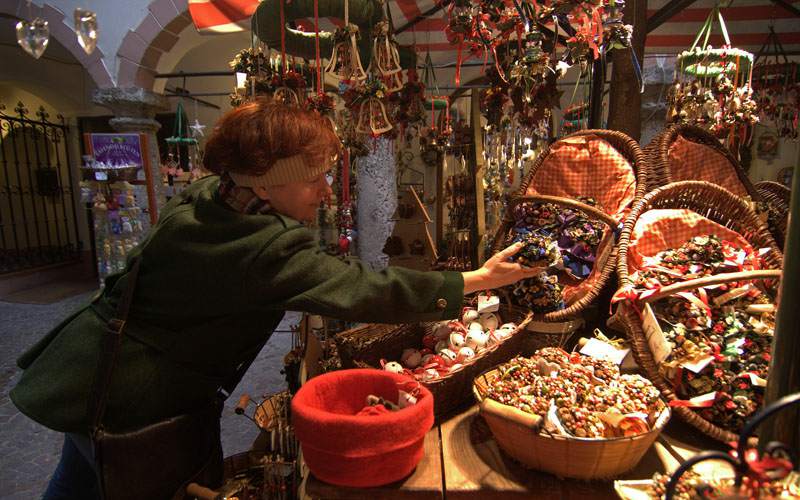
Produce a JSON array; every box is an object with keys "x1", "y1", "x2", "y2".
[{"x1": 356, "y1": 137, "x2": 397, "y2": 270}]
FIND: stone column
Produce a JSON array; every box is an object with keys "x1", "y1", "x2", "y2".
[
  {"x1": 356, "y1": 137, "x2": 397, "y2": 270},
  {"x1": 92, "y1": 87, "x2": 168, "y2": 214}
]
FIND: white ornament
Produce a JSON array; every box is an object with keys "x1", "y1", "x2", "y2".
[
  {"x1": 435, "y1": 340, "x2": 450, "y2": 354},
  {"x1": 421, "y1": 368, "x2": 439, "y2": 381},
  {"x1": 439, "y1": 349, "x2": 457, "y2": 366},
  {"x1": 465, "y1": 330, "x2": 489, "y2": 350},
  {"x1": 462, "y1": 308, "x2": 479, "y2": 323},
  {"x1": 398, "y1": 390, "x2": 418, "y2": 408},
  {"x1": 449, "y1": 332, "x2": 466, "y2": 349},
  {"x1": 457, "y1": 347, "x2": 476, "y2": 363},
  {"x1": 479, "y1": 313, "x2": 499, "y2": 331},
  {"x1": 189, "y1": 119, "x2": 206, "y2": 137},
  {"x1": 468, "y1": 321, "x2": 484, "y2": 332},
  {"x1": 383, "y1": 361, "x2": 404, "y2": 374}
]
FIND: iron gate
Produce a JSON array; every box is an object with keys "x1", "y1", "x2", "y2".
[{"x1": 0, "y1": 101, "x2": 81, "y2": 274}]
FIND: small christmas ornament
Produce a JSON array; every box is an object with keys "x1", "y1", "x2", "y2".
[
  {"x1": 16, "y1": 16, "x2": 49, "y2": 60},
  {"x1": 74, "y1": 8, "x2": 98, "y2": 55},
  {"x1": 382, "y1": 360, "x2": 405, "y2": 374}
]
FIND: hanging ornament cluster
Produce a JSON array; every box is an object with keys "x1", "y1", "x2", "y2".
[
  {"x1": 333, "y1": 0, "x2": 405, "y2": 137},
  {"x1": 667, "y1": 6, "x2": 757, "y2": 148},
  {"x1": 442, "y1": 0, "x2": 635, "y2": 131},
  {"x1": 389, "y1": 68, "x2": 427, "y2": 140},
  {"x1": 752, "y1": 27, "x2": 799, "y2": 139},
  {"x1": 228, "y1": 47, "x2": 311, "y2": 107}
]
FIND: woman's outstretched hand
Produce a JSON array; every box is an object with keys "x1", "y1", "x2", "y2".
[{"x1": 461, "y1": 242, "x2": 546, "y2": 294}]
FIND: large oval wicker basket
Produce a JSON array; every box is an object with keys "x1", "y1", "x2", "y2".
[
  {"x1": 643, "y1": 123, "x2": 759, "y2": 199},
  {"x1": 755, "y1": 180, "x2": 790, "y2": 249},
  {"x1": 614, "y1": 180, "x2": 783, "y2": 443},
  {"x1": 490, "y1": 129, "x2": 648, "y2": 326},
  {"x1": 473, "y1": 367, "x2": 670, "y2": 479},
  {"x1": 334, "y1": 305, "x2": 533, "y2": 420}
]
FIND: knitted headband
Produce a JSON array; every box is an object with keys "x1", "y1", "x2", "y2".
[{"x1": 228, "y1": 154, "x2": 329, "y2": 188}]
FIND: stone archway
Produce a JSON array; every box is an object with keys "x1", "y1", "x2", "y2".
[
  {"x1": 0, "y1": 0, "x2": 114, "y2": 88},
  {"x1": 115, "y1": 0, "x2": 195, "y2": 90}
]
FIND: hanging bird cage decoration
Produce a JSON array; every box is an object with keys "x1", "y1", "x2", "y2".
[
  {"x1": 752, "y1": 27, "x2": 799, "y2": 139},
  {"x1": 668, "y1": 6, "x2": 758, "y2": 143}
]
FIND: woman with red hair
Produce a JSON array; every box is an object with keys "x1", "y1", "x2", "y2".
[{"x1": 13, "y1": 99, "x2": 540, "y2": 499}]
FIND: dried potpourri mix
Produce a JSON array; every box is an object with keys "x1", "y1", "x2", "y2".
[
  {"x1": 631, "y1": 235, "x2": 776, "y2": 432},
  {"x1": 644, "y1": 469, "x2": 800, "y2": 500},
  {"x1": 484, "y1": 348, "x2": 663, "y2": 438},
  {"x1": 506, "y1": 199, "x2": 606, "y2": 313}
]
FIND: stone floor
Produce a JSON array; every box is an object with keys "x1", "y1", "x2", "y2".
[{"x1": 0, "y1": 289, "x2": 296, "y2": 499}]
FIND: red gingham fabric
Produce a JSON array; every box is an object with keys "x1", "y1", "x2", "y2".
[
  {"x1": 521, "y1": 134, "x2": 637, "y2": 306},
  {"x1": 627, "y1": 209, "x2": 755, "y2": 275},
  {"x1": 525, "y1": 134, "x2": 637, "y2": 222},
  {"x1": 667, "y1": 136, "x2": 750, "y2": 198}
]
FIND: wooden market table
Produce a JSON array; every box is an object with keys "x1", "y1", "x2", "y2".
[{"x1": 304, "y1": 405, "x2": 727, "y2": 499}]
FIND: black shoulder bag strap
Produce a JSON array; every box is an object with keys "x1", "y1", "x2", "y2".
[{"x1": 87, "y1": 257, "x2": 142, "y2": 435}]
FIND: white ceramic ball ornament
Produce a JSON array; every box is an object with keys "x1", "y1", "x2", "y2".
[
  {"x1": 462, "y1": 308, "x2": 479, "y2": 323},
  {"x1": 479, "y1": 313, "x2": 499, "y2": 331},
  {"x1": 383, "y1": 361, "x2": 405, "y2": 374}
]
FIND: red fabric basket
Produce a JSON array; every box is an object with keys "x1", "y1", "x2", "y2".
[{"x1": 291, "y1": 369, "x2": 434, "y2": 487}]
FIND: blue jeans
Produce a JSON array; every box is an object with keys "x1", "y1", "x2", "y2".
[{"x1": 42, "y1": 434, "x2": 100, "y2": 500}]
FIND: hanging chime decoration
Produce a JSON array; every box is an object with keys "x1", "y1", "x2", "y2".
[
  {"x1": 369, "y1": 20, "x2": 403, "y2": 90},
  {"x1": 752, "y1": 27, "x2": 799, "y2": 139},
  {"x1": 162, "y1": 101, "x2": 198, "y2": 183},
  {"x1": 74, "y1": 8, "x2": 98, "y2": 55},
  {"x1": 667, "y1": 5, "x2": 757, "y2": 149},
  {"x1": 324, "y1": 0, "x2": 367, "y2": 83},
  {"x1": 16, "y1": 1, "x2": 49, "y2": 60}
]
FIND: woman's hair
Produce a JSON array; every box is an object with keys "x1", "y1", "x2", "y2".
[{"x1": 203, "y1": 98, "x2": 341, "y2": 176}]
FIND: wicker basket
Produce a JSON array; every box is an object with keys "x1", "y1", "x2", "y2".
[
  {"x1": 643, "y1": 123, "x2": 759, "y2": 198},
  {"x1": 755, "y1": 180, "x2": 790, "y2": 249},
  {"x1": 334, "y1": 306, "x2": 533, "y2": 420},
  {"x1": 614, "y1": 180, "x2": 783, "y2": 443},
  {"x1": 489, "y1": 129, "x2": 647, "y2": 326},
  {"x1": 472, "y1": 367, "x2": 670, "y2": 479}
]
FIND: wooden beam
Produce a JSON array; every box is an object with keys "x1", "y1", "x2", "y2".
[
  {"x1": 646, "y1": 0, "x2": 699, "y2": 33},
  {"x1": 588, "y1": 56, "x2": 606, "y2": 129},
  {"x1": 760, "y1": 136, "x2": 800, "y2": 455},
  {"x1": 607, "y1": 0, "x2": 648, "y2": 140},
  {"x1": 768, "y1": 0, "x2": 800, "y2": 17},
  {"x1": 470, "y1": 90, "x2": 486, "y2": 265}
]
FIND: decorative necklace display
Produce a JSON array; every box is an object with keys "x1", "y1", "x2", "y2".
[
  {"x1": 381, "y1": 307, "x2": 518, "y2": 382},
  {"x1": 629, "y1": 235, "x2": 776, "y2": 433},
  {"x1": 666, "y1": 6, "x2": 757, "y2": 148},
  {"x1": 506, "y1": 198, "x2": 607, "y2": 313},
  {"x1": 482, "y1": 349, "x2": 663, "y2": 438}
]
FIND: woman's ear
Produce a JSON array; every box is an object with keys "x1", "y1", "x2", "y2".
[{"x1": 252, "y1": 186, "x2": 271, "y2": 201}]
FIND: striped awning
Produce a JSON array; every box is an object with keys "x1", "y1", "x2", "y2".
[
  {"x1": 188, "y1": 0, "x2": 259, "y2": 33},
  {"x1": 187, "y1": 0, "x2": 800, "y2": 59}
]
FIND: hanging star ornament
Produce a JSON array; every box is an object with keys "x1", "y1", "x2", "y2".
[{"x1": 189, "y1": 119, "x2": 206, "y2": 137}]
